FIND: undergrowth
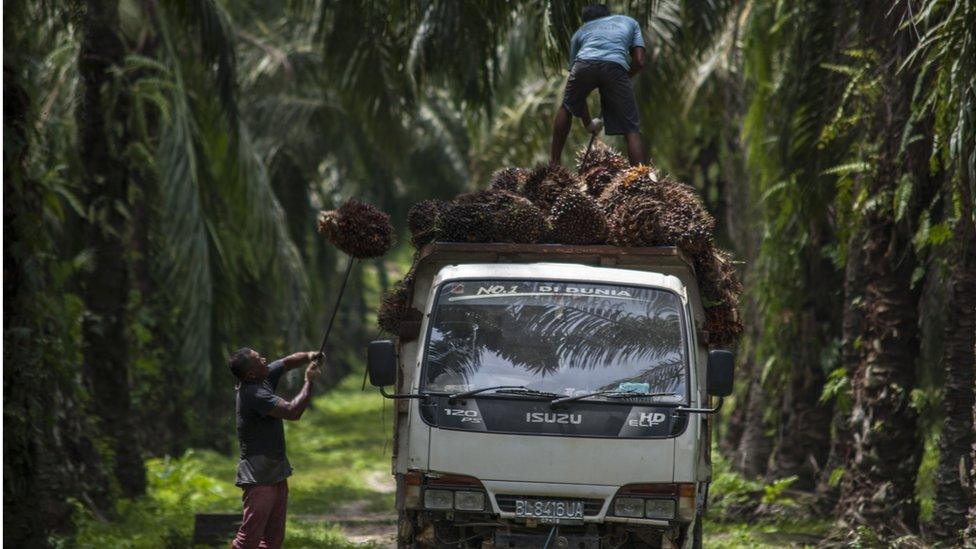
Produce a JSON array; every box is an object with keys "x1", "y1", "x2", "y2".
[{"x1": 50, "y1": 373, "x2": 392, "y2": 548}]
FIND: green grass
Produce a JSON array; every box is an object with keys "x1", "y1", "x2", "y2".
[
  {"x1": 55, "y1": 371, "x2": 829, "y2": 548},
  {"x1": 54, "y1": 373, "x2": 393, "y2": 548},
  {"x1": 704, "y1": 521, "x2": 832, "y2": 548}
]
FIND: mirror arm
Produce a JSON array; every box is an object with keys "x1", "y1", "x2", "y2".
[
  {"x1": 379, "y1": 386, "x2": 429, "y2": 400},
  {"x1": 675, "y1": 397, "x2": 724, "y2": 414}
]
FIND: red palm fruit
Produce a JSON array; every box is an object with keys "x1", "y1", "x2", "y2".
[
  {"x1": 407, "y1": 199, "x2": 447, "y2": 248},
  {"x1": 378, "y1": 273, "x2": 415, "y2": 334},
  {"x1": 316, "y1": 199, "x2": 394, "y2": 258},
  {"x1": 547, "y1": 190, "x2": 608, "y2": 245},
  {"x1": 523, "y1": 164, "x2": 584, "y2": 209},
  {"x1": 439, "y1": 202, "x2": 496, "y2": 243},
  {"x1": 488, "y1": 167, "x2": 528, "y2": 192}
]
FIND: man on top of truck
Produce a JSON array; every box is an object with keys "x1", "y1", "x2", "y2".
[
  {"x1": 549, "y1": 4, "x2": 647, "y2": 166},
  {"x1": 228, "y1": 348, "x2": 323, "y2": 549}
]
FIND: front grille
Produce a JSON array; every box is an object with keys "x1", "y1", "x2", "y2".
[{"x1": 494, "y1": 495, "x2": 604, "y2": 516}]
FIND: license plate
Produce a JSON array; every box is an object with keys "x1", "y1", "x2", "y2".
[{"x1": 514, "y1": 499, "x2": 584, "y2": 519}]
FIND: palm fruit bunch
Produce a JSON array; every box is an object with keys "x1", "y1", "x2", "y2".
[
  {"x1": 438, "y1": 201, "x2": 496, "y2": 243},
  {"x1": 522, "y1": 164, "x2": 583, "y2": 210},
  {"x1": 546, "y1": 189, "x2": 608, "y2": 245},
  {"x1": 316, "y1": 199, "x2": 394, "y2": 258},
  {"x1": 491, "y1": 193, "x2": 549, "y2": 243},
  {"x1": 454, "y1": 189, "x2": 548, "y2": 243},
  {"x1": 576, "y1": 141, "x2": 629, "y2": 198},
  {"x1": 488, "y1": 167, "x2": 528, "y2": 192},
  {"x1": 704, "y1": 305, "x2": 744, "y2": 347},
  {"x1": 377, "y1": 273, "x2": 415, "y2": 334},
  {"x1": 603, "y1": 167, "x2": 715, "y2": 254},
  {"x1": 597, "y1": 165, "x2": 662, "y2": 214},
  {"x1": 695, "y1": 245, "x2": 743, "y2": 306},
  {"x1": 407, "y1": 199, "x2": 447, "y2": 248}
]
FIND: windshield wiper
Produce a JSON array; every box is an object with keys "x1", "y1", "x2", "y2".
[
  {"x1": 448, "y1": 385, "x2": 531, "y2": 402},
  {"x1": 552, "y1": 390, "x2": 676, "y2": 407},
  {"x1": 493, "y1": 388, "x2": 561, "y2": 399}
]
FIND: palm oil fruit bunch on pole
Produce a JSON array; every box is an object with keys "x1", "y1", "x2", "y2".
[
  {"x1": 315, "y1": 199, "x2": 394, "y2": 354},
  {"x1": 316, "y1": 199, "x2": 394, "y2": 259}
]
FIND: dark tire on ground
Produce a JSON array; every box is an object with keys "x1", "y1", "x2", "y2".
[
  {"x1": 397, "y1": 509, "x2": 416, "y2": 549},
  {"x1": 692, "y1": 511, "x2": 703, "y2": 549}
]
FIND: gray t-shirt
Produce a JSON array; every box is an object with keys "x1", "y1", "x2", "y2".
[
  {"x1": 235, "y1": 360, "x2": 292, "y2": 486},
  {"x1": 569, "y1": 15, "x2": 645, "y2": 71}
]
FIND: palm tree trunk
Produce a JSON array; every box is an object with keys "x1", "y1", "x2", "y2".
[
  {"x1": 834, "y1": 1, "x2": 940, "y2": 535},
  {"x1": 837, "y1": 215, "x2": 923, "y2": 532},
  {"x1": 733, "y1": 306, "x2": 773, "y2": 479},
  {"x1": 930, "y1": 201, "x2": 976, "y2": 543},
  {"x1": 967, "y1": 395, "x2": 976, "y2": 544},
  {"x1": 767, "y1": 233, "x2": 839, "y2": 489},
  {"x1": 77, "y1": 0, "x2": 145, "y2": 498},
  {"x1": 816, "y1": 232, "x2": 864, "y2": 507},
  {"x1": 766, "y1": 308, "x2": 833, "y2": 490}
]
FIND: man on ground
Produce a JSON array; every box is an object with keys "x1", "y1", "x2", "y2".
[{"x1": 229, "y1": 348, "x2": 323, "y2": 549}]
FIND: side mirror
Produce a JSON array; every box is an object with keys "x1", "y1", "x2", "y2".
[
  {"x1": 706, "y1": 350, "x2": 734, "y2": 397},
  {"x1": 367, "y1": 340, "x2": 397, "y2": 387}
]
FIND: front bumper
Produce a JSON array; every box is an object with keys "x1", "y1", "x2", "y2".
[{"x1": 482, "y1": 480, "x2": 672, "y2": 527}]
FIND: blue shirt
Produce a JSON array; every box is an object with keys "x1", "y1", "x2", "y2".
[{"x1": 569, "y1": 15, "x2": 645, "y2": 71}]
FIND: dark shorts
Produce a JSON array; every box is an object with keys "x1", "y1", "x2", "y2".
[{"x1": 562, "y1": 59, "x2": 640, "y2": 135}]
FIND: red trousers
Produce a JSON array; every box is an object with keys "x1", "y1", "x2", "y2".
[{"x1": 232, "y1": 480, "x2": 288, "y2": 549}]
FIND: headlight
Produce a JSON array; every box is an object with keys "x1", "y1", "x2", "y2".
[
  {"x1": 645, "y1": 498, "x2": 675, "y2": 519},
  {"x1": 454, "y1": 491, "x2": 485, "y2": 511},
  {"x1": 423, "y1": 489, "x2": 454, "y2": 510},
  {"x1": 613, "y1": 497, "x2": 645, "y2": 518}
]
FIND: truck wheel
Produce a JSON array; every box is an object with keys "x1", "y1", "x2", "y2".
[
  {"x1": 397, "y1": 509, "x2": 417, "y2": 548},
  {"x1": 691, "y1": 510, "x2": 703, "y2": 549}
]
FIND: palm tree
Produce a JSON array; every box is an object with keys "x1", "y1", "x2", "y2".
[
  {"x1": 905, "y1": 0, "x2": 976, "y2": 541},
  {"x1": 735, "y1": 0, "x2": 847, "y2": 490},
  {"x1": 833, "y1": 0, "x2": 941, "y2": 534},
  {"x1": 76, "y1": 0, "x2": 146, "y2": 498}
]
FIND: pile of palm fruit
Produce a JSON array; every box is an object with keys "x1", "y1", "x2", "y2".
[{"x1": 378, "y1": 142, "x2": 743, "y2": 346}]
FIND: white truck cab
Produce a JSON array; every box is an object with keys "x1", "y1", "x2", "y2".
[{"x1": 367, "y1": 243, "x2": 734, "y2": 549}]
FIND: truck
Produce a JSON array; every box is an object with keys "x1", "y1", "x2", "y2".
[{"x1": 366, "y1": 242, "x2": 734, "y2": 549}]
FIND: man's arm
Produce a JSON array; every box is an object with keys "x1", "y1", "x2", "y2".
[
  {"x1": 568, "y1": 32, "x2": 581, "y2": 69},
  {"x1": 628, "y1": 47, "x2": 645, "y2": 78},
  {"x1": 280, "y1": 350, "x2": 321, "y2": 371},
  {"x1": 268, "y1": 362, "x2": 321, "y2": 421}
]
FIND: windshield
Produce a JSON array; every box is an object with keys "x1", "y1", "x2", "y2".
[{"x1": 422, "y1": 280, "x2": 687, "y2": 402}]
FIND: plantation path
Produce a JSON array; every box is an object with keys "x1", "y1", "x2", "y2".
[{"x1": 292, "y1": 473, "x2": 398, "y2": 547}]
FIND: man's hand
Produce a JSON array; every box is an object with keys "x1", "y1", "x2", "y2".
[
  {"x1": 305, "y1": 362, "x2": 321, "y2": 384},
  {"x1": 283, "y1": 350, "x2": 323, "y2": 371},
  {"x1": 586, "y1": 118, "x2": 604, "y2": 135}
]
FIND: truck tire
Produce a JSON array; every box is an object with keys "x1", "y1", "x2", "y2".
[
  {"x1": 397, "y1": 509, "x2": 417, "y2": 548},
  {"x1": 691, "y1": 510, "x2": 703, "y2": 549}
]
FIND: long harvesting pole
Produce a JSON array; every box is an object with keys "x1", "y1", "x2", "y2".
[{"x1": 318, "y1": 256, "x2": 355, "y2": 355}]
